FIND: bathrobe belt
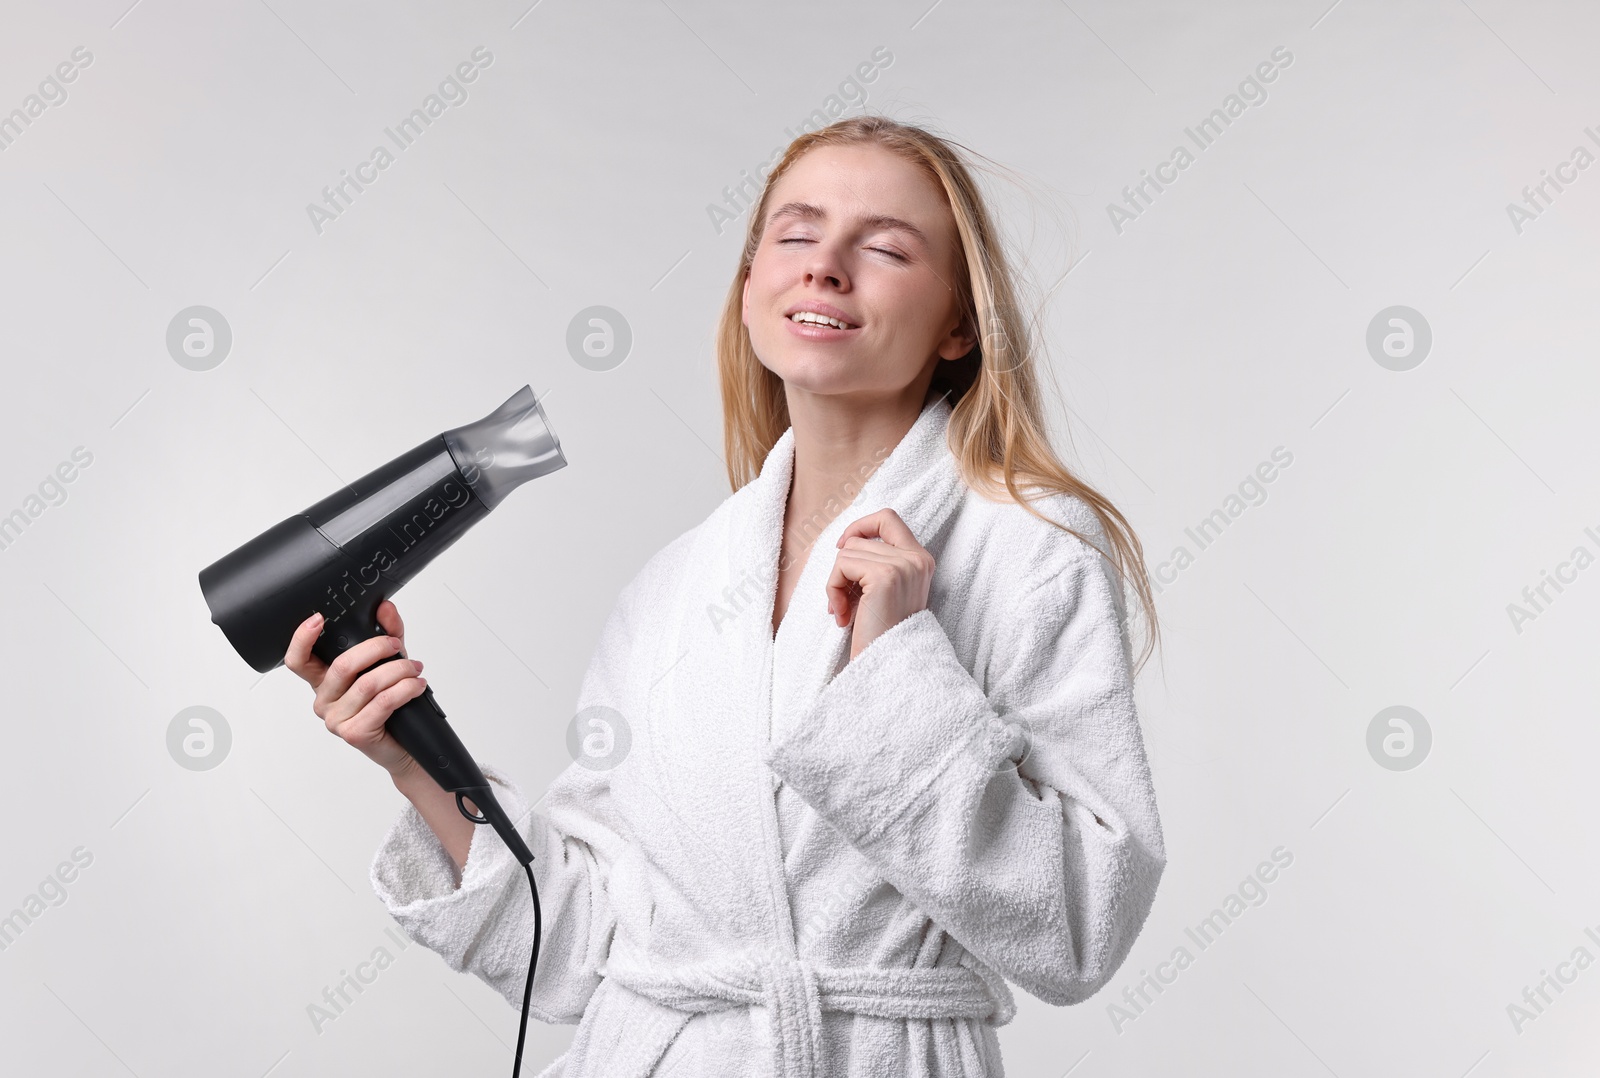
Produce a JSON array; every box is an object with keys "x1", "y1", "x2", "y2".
[{"x1": 604, "y1": 951, "x2": 1017, "y2": 1077}]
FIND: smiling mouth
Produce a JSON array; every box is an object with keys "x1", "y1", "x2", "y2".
[{"x1": 787, "y1": 311, "x2": 859, "y2": 331}]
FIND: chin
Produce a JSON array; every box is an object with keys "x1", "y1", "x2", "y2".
[{"x1": 759, "y1": 353, "x2": 863, "y2": 395}]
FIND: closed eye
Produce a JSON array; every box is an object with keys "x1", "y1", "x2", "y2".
[{"x1": 777, "y1": 237, "x2": 906, "y2": 261}]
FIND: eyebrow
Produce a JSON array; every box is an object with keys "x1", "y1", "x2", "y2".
[{"x1": 766, "y1": 200, "x2": 930, "y2": 248}]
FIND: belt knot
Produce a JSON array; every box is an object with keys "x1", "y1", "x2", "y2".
[{"x1": 604, "y1": 948, "x2": 1015, "y2": 1078}]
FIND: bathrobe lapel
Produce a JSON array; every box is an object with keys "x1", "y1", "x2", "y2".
[
  {"x1": 643, "y1": 395, "x2": 966, "y2": 958},
  {"x1": 374, "y1": 387, "x2": 1170, "y2": 1078}
]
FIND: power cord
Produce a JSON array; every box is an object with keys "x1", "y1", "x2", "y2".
[
  {"x1": 513, "y1": 861, "x2": 543, "y2": 1077},
  {"x1": 453, "y1": 791, "x2": 543, "y2": 1075}
]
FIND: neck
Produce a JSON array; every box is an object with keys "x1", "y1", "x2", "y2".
[{"x1": 777, "y1": 383, "x2": 932, "y2": 564}]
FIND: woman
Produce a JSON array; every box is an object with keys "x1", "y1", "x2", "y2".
[{"x1": 285, "y1": 117, "x2": 1166, "y2": 1077}]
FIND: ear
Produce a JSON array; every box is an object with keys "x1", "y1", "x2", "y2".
[
  {"x1": 937, "y1": 310, "x2": 977, "y2": 361},
  {"x1": 741, "y1": 271, "x2": 751, "y2": 329}
]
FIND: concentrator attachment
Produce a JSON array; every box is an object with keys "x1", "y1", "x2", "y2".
[{"x1": 443, "y1": 384, "x2": 565, "y2": 511}]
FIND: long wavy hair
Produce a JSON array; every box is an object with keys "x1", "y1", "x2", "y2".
[{"x1": 713, "y1": 115, "x2": 1161, "y2": 673}]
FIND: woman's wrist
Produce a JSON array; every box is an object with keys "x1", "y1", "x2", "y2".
[
  {"x1": 391, "y1": 763, "x2": 483, "y2": 816},
  {"x1": 390, "y1": 757, "x2": 432, "y2": 797},
  {"x1": 390, "y1": 758, "x2": 476, "y2": 879}
]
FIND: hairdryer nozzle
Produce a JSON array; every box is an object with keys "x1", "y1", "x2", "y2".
[{"x1": 444, "y1": 385, "x2": 566, "y2": 512}]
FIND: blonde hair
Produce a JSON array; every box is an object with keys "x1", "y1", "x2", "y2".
[{"x1": 713, "y1": 116, "x2": 1160, "y2": 673}]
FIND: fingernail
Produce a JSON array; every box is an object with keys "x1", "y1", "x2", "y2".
[
  {"x1": 413, "y1": 661, "x2": 424, "y2": 671},
  {"x1": 311, "y1": 613, "x2": 323, "y2": 625}
]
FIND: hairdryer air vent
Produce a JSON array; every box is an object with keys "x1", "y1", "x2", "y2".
[{"x1": 443, "y1": 385, "x2": 566, "y2": 511}]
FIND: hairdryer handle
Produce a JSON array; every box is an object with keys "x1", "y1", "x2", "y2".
[{"x1": 385, "y1": 687, "x2": 536, "y2": 868}]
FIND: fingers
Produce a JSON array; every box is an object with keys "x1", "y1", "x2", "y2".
[
  {"x1": 284, "y1": 613, "x2": 329, "y2": 686},
  {"x1": 324, "y1": 656, "x2": 426, "y2": 732},
  {"x1": 824, "y1": 557, "x2": 866, "y2": 626},
  {"x1": 823, "y1": 540, "x2": 895, "y2": 612},
  {"x1": 836, "y1": 508, "x2": 917, "y2": 549},
  {"x1": 824, "y1": 536, "x2": 934, "y2": 627},
  {"x1": 375, "y1": 600, "x2": 405, "y2": 642},
  {"x1": 313, "y1": 633, "x2": 407, "y2": 717},
  {"x1": 837, "y1": 536, "x2": 897, "y2": 560},
  {"x1": 335, "y1": 672, "x2": 430, "y2": 745},
  {"x1": 825, "y1": 583, "x2": 860, "y2": 627}
]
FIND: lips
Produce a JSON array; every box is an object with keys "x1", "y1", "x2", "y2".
[
  {"x1": 783, "y1": 301, "x2": 860, "y2": 330},
  {"x1": 784, "y1": 315, "x2": 859, "y2": 341}
]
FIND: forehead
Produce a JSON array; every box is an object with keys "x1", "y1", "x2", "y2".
[{"x1": 766, "y1": 143, "x2": 954, "y2": 249}]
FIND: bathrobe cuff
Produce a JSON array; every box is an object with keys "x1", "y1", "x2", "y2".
[
  {"x1": 369, "y1": 763, "x2": 596, "y2": 1018},
  {"x1": 765, "y1": 607, "x2": 1021, "y2": 849},
  {"x1": 366, "y1": 761, "x2": 566, "y2": 1004},
  {"x1": 370, "y1": 763, "x2": 526, "y2": 905}
]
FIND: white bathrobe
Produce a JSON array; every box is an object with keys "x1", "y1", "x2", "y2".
[{"x1": 370, "y1": 395, "x2": 1166, "y2": 1077}]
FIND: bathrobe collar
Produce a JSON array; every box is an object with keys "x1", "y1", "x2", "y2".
[
  {"x1": 745, "y1": 392, "x2": 968, "y2": 726},
  {"x1": 640, "y1": 391, "x2": 971, "y2": 951},
  {"x1": 745, "y1": 389, "x2": 965, "y2": 633}
]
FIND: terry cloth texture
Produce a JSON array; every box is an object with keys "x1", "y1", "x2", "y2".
[{"x1": 370, "y1": 395, "x2": 1166, "y2": 1077}]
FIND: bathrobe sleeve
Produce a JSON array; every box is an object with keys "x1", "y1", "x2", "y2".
[
  {"x1": 368, "y1": 584, "x2": 640, "y2": 1023},
  {"x1": 764, "y1": 541, "x2": 1166, "y2": 1007}
]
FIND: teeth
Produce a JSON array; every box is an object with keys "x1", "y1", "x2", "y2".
[{"x1": 790, "y1": 311, "x2": 854, "y2": 329}]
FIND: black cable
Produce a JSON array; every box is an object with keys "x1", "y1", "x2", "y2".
[
  {"x1": 513, "y1": 860, "x2": 543, "y2": 1078},
  {"x1": 453, "y1": 792, "x2": 541, "y2": 1075}
]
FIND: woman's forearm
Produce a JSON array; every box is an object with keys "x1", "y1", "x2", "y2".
[{"x1": 392, "y1": 764, "x2": 477, "y2": 886}]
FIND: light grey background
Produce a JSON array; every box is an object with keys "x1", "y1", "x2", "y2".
[{"x1": 1, "y1": 0, "x2": 1595, "y2": 1074}]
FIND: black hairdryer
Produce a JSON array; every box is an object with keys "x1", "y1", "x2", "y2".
[{"x1": 198, "y1": 385, "x2": 565, "y2": 868}]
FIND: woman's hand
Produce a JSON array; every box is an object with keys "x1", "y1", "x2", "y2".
[
  {"x1": 284, "y1": 599, "x2": 428, "y2": 781},
  {"x1": 823, "y1": 509, "x2": 935, "y2": 662}
]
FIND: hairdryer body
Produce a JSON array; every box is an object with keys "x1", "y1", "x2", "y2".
[{"x1": 199, "y1": 387, "x2": 565, "y2": 867}]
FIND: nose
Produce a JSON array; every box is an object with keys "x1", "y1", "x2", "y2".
[{"x1": 803, "y1": 239, "x2": 850, "y2": 290}]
